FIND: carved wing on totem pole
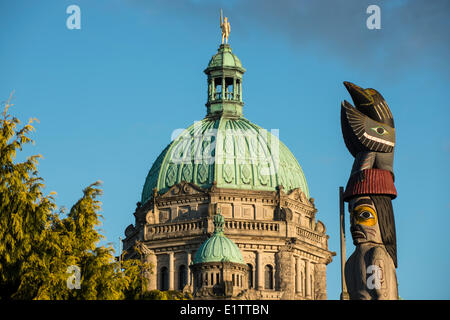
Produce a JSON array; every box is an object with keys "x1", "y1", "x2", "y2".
[
  {"x1": 341, "y1": 81, "x2": 396, "y2": 177},
  {"x1": 341, "y1": 100, "x2": 395, "y2": 155},
  {"x1": 340, "y1": 81, "x2": 399, "y2": 300}
]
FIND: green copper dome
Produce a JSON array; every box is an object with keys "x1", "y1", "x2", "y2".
[
  {"x1": 141, "y1": 116, "x2": 309, "y2": 204},
  {"x1": 140, "y1": 44, "x2": 309, "y2": 204},
  {"x1": 192, "y1": 213, "x2": 244, "y2": 264},
  {"x1": 206, "y1": 44, "x2": 244, "y2": 71}
]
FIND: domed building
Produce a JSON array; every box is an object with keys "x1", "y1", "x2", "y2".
[
  {"x1": 190, "y1": 211, "x2": 249, "y2": 299},
  {"x1": 123, "y1": 41, "x2": 335, "y2": 300}
]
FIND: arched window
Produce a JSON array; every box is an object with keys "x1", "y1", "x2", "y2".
[
  {"x1": 264, "y1": 265, "x2": 273, "y2": 290},
  {"x1": 214, "y1": 78, "x2": 222, "y2": 100},
  {"x1": 247, "y1": 264, "x2": 254, "y2": 288},
  {"x1": 197, "y1": 273, "x2": 201, "y2": 287},
  {"x1": 232, "y1": 274, "x2": 235, "y2": 286},
  {"x1": 236, "y1": 79, "x2": 241, "y2": 100},
  {"x1": 160, "y1": 267, "x2": 168, "y2": 291},
  {"x1": 193, "y1": 273, "x2": 197, "y2": 289},
  {"x1": 225, "y1": 77, "x2": 234, "y2": 100},
  {"x1": 178, "y1": 265, "x2": 186, "y2": 290}
]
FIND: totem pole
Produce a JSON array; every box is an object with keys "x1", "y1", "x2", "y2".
[{"x1": 340, "y1": 81, "x2": 398, "y2": 300}]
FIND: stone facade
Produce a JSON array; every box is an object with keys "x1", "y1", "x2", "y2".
[
  {"x1": 123, "y1": 181, "x2": 335, "y2": 300},
  {"x1": 190, "y1": 261, "x2": 248, "y2": 299}
]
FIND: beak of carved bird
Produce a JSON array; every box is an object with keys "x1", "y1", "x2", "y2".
[{"x1": 343, "y1": 81, "x2": 373, "y2": 107}]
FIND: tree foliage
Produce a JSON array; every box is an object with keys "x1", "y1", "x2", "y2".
[
  {"x1": 0, "y1": 96, "x2": 150, "y2": 299},
  {"x1": 141, "y1": 290, "x2": 192, "y2": 300}
]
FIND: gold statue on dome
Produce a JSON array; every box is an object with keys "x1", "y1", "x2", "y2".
[{"x1": 220, "y1": 9, "x2": 231, "y2": 44}]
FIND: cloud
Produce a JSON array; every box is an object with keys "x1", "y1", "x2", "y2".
[{"x1": 129, "y1": 0, "x2": 450, "y2": 78}]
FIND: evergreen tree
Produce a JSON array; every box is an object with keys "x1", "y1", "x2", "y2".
[{"x1": 0, "y1": 96, "x2": 149, "y2": 299}]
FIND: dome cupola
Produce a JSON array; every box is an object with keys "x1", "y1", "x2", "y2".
[
  {"x1": 141, "y1": 43, "x2": 310, "y2": 205},
  {"x1": 204, "y1": 44, "x2": 246, "y2": 119},
  {"x1": 192, "y1": 211, "x2": 244, "y2": 264}
]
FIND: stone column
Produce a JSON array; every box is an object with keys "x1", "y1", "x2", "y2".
[
  {"x1": 208, "y1": 80, "x2": 211, "y2": 102},
  {"x1": 138, "y1": 244, "x2": 157, "y2": 291},
  {"x1": 186, "y1": 251, "x2": 191, "y2": 286},
  {"x1": 314, "y1": 263, "x2": 327, "y2": 300},
  {"x1": 310, "y1": 262, "x2": 315, "y2": 299},
  {"x1": 299, "y1": 259, "x2": 305, "y2": 296},
  {"x1": 256, "y1": 250, "x2": 264, "y2": 290},
  {"x1": 239, "y1": 81, "x2": 243, "y2": 102},
  {"x1": 221, "y1": 77, "x2": 225, "y2": 100},
  {"x1": 148, "y1": 253, "x2": 157, "y2": 291},
  {"x1": 168, "y1": 252, "x2": 174, "y2": 290},
  {"x1": 233, "y1": 77, "x2": 236, "y2": 100},
  {"x1": 295, "y1": 256, "x2": 301, "y2": 294},
  {"x1": 276, "y1": 248, "x2": 294, "y2": 299},
  {"x1": 305, "y1": 259, "x2": 311, "y2": 299}
]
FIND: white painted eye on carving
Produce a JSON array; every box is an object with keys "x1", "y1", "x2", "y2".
[
  {"x1": 371, "y1": 126, "x2": 388, "y2": 136},
  {"x1": 359, "y1": 211, "x2": 374, "y2": 220}
]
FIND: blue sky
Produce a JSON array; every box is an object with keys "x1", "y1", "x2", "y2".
[{"x1": 1, "y1": 0, "x2": 449, "y2": 299}]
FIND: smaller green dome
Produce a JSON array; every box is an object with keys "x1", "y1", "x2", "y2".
[
  {"x1": 193, "y1": 213, "x2": 244, "y2": 264},
  {"x1": 206, "y1": 44, "x2": 245, "y2": 71}
]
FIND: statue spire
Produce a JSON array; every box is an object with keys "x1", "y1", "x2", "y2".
[
  {"x1": 220, "y1": 9, "x2": 231, "y2": 44},
  {"x1": 213, "y1": 208, "x2": 225, "y2": 234}
]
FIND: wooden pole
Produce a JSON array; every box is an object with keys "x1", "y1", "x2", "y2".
[{"x1": 339, "y1": 186, "x2": 349, "y2": 300}]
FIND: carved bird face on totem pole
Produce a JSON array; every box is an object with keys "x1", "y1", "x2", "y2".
[
  {"x1": 341, "y1": 81, "x2": 395, "y2": 158},
  {"x1": 348, "y1": 196, "x2": 383, "y2": 246}
]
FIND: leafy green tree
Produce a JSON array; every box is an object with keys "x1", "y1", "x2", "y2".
[
  {"x1": 0, "y1": 96, "x2": 150, "y2": 299},
  {"x1": 142, "y1": 290, "x2": 192, "y2": 300}
]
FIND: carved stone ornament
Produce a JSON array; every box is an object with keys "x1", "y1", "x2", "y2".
[
  {"x1": 223, "y1": 164, "x2": 234, "y2": 183},
  {"x1": 166, "y1": 164, "x2": 177, "y2": 187},
  {"x1": 240, "y1": 164, "x2": 251, "y2": 184},
  {"x1": 224, "y1": 136, "x2": 233, "y2": 154},
  {"x1": 198, "y1": 163, "x2": 209, "y2": 184},
  {"x1": 257, "y1": 164, "x2": 269, "y2": 186},
  {"x1": 299, "y1": 191, "x2": 309, "y2": 205},
  {"x1": 314, "y1": 220, "x2": 326, "y2": 234},
  {"x1": 125, "y1": 224, "x2": 136, "y2": 238},
  {"x1": 181, "y1": 164, "x2": 193, "y2": 182},
  {"x1": 282, "y1": 207, "x2": 293, "y2": 222},
  {"x1": 135, "y1": 241, "x2": 153, "y2": 256},
  {"x1": 160, "y1": 181, "x2": 209, "y2": 198},
  {"x1": 286, "y1": 188, "x2": 311, "y2": 206},
  {"x1": 145, "y1": 209, "x2": 156, "y2": 224}
]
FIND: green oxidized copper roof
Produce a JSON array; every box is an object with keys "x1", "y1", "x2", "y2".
[
  {"x1": 192, "y1": 212, "x2": 244, "y2": 264},
  {"x1": 141, "y1": 116, "x2": 309, "y2": 203},
  {"x1": 141, "y1": 43, "x2": 309, "y2": 204},
  {"x1": 206, "y1": 44, "x2": 244, "y2": 71}
]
